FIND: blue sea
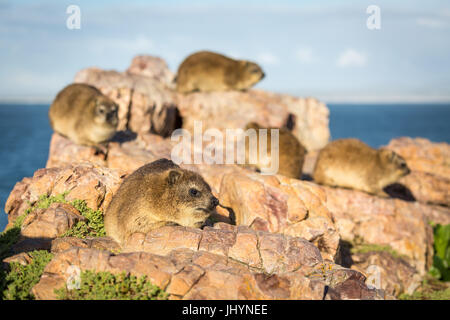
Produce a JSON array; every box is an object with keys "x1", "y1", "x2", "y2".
[{"x1": 1, "y1": 103, "x2": 449, "y2": 230}]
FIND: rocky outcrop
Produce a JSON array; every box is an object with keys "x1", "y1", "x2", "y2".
[
  {"x1": 348, "y1": 250, "x2": 422, "y2": 297},
  {"x1": 44, "y1": 134, "x2": 339, "y2": 260},
  {"x1": 32, "y1": 224, "x2": 384, "y2": 300},
  {"x1": 323, "y1": 186, "x2": 439, "y2": 274},
  {"x1": 126, "y1": 55, "x2": 175, "y2": 88},
  {"x1": 176, "y1": 91, "x2": 330, "y2": 151},
  {"x1": 218, "y1": 171, "x2": 340, "y2": 261},
  {"x1": 385, "y1": 137, "x2": 450, "y2": 207},
  {"x1": 74, "y1": 67, "x2": 179, "y2": 137},
  {"x1": 4, "y1": 163, "x2": 122, "y2": 230},
  {"x1": 4, "y1": 55, "x2": 449, "y2": 300},
  {"x1": 386, "y1": 137, "x2": 450, "y2": 179},
  {"x1": 74, "y1": 56, "x2": 330, "y2": 151},
  {"x1": 43, "y1": 133, "x2": 450, "y2": 273},
  {"x1": 21, "y1": 203, "x2": 85, "y2": 239}
]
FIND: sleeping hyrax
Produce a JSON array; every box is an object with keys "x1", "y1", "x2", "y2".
[
  {"x1": 49, "y1": 83, "x2": 118, "y2": 147},
  {"x1": 241, "y1": 122, "x2": 307, "y2": 179},
  {"x1": 175, "y1": 51, "x2": 265, "y2": 93},
  {"x1": 313, "y1": 138, "x2": 411, "y2": 196},
  {"x1": 104, "y1": 158, "x2": 219, "y2": 244}
]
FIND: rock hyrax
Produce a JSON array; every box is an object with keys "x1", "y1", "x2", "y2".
[
  {"x1": 241, "y1": 122, "x2": 307, "y2": 179},
  {"x1": 104, "y1": 158, "x2": 219, "y2": 244},
  {"x1": 313, "y1": 138, "x2": 411, "y2": 196},
  {"x1": 175, "y1": 51, "x2": 265, "y2": 93},
  {"x1": 49, "y1": 83, "x2": 118, "y2": 147}
]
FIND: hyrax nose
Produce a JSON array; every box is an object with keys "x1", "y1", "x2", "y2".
[{"x1": 211, "y1": 196, "x2": 219, "y2": 207}]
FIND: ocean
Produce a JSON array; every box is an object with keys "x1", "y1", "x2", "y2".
[{"x1": 1, "y1": 103, "x2": 449, "y2": 230}]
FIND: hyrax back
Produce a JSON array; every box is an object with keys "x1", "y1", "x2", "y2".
[
  {"x1": 241, "y1": 122, "x2": 306, "y2": 179},
  {"x1": 48, "y1": 83, "x2": 118, "y2": 147},
  {"x1": 313, "y1": 138, "x2": 411, "y2": 196},
  {"x1": 175, "y1": 51, "x2": 265, "y2": 93},
  {"x1": 104, "y1": 158, "x2": 219, "y2": 244}
]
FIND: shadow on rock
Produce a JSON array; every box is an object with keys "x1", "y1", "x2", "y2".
[{"x1": 384, "y1": 183, "x2": 416, "y2": 202}]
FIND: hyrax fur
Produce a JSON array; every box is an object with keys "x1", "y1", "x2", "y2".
[
  {"x1": 175, "y1": 51, "x2": 265, "y2": 93},
  {"x1": 313, "y1": 138, "x2": 411, "y2": 196},
  {"x1": 49, "y1": 83, "x2": 118, "y2": 147},
  {"x1": 104, "y1": 158, "x2": 219, "y2": 244},
  {"x1": 241, "y1": 122, "x2": 307, "y2": 179}
]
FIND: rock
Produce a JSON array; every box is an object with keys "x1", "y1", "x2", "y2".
[
  {"x1": 219, "y1": 172, "x2": 340, "y2": 261},
  {"x1": 386, "y1": 137, "x2": 450, "y2": 179},
  {"x1": 46, "y1": 133, "x2": 107, "y2": 168},
  {"x1": 74, "y1": 67, "x2": 179, "y2": 137},
  {"x1": 385, "y1": 137, "x2": 450, "y2": 207},
  {"x1": 45, "y1": 132, "x2": 339, "y2": 260},
  {"x1": 395, "y1": 171, "x2": 450, "y2": 207},
  {"x1": 126, "y1": 55, "x2": 175, "y2": 88},
  {"x1": 4, "y1": 163, "x2": 122, "y2": 231},
  {"x1": 176, "y1": 91, "x2": 330, "y2": 152},
  {"x1": 3, "y1": 252, "x2": 33, "y2": 270},
  {"x1": 348, "y1": 250, "x2": 421, "y2": 297},
  {"x1": 32, "y1": 224, "x2": 383, "y2": 300},
  {"x1": 322, "y1": 186, "x2": 440, "y2": 274},
  {"x1": 75, "y1": 55, "x2": 330, "y2": 151},
  {"x1": 20, "y1": 203, "x2": 85, "y2": 239},
  {"x1": 51, "y1": 236, "x2": 121, "y2": 254}
]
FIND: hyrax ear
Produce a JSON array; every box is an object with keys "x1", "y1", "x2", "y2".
[
  {"x1": 379, "y1": 149, "x2": 394, "y2": 162},
  {"x1": 167, "y1": 170, "x2": 182, "y2": 185}
]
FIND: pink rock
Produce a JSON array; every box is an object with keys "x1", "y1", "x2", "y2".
[{"x1": 32, "y1": 225, "x2": 382, "y2": 300}]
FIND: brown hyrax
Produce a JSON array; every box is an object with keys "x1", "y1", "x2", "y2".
[
  {"x1": 241, "y1": 122, "x2": 307, "y2": 179},
  {"x1": 175, "y1": 51, "x2": 265, "y2": 93},
  {"x1": 48, "y1": 83, "x2": 118, "y2": 147},
  {"x1": 313, "y1": 138, "x2": 411, "y2": 196},
  {"x1": 104, "y1": 158, "x2": 219, "y2": 244}
]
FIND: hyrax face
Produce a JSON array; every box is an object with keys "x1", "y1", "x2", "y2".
[
  {"x1": 237, "y1": 61, "x2": 265, "y2": 89},
  {"x1": 93, "y1": 97, "x2": 119, "y2": 129},
  {"x1": 378, "y1": 149, "x2": 411, "y2": 180},
  {"x1": 164, "y1": 169, "x2": 219, "y2": 228}
]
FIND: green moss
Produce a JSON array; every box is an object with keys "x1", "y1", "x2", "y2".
[
  {"x1": 428, "y1": 223, "x2": 450, "y2": 281},
  {"x1": 399, "y1": 277, "x2": 450, "y2": 300},
  {"x1": 62, "y1": 199, "x2": 106, "y2": 238},
  {"x1": 0, "y1": 227, "x2": 21, "y2": 262},
  {"x1": 17, "y1": 192, "x2": 106, "y2": 239},
  {"x1": 24, "y1": 192, "x2": 70, "y2": 215},
  {"x1": 0, "y1": 250, "x2": 53, "y2": 300},
  {"x1": 350, "y1": 243, "x2": 406, "y2": 259},
  {"x1": 55, "y1": 270, "x2": 168, "y2": 300}
]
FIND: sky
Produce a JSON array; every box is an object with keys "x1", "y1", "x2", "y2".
[{"x1": 0, "y1": 0, "x2": 450, "y2": 103}]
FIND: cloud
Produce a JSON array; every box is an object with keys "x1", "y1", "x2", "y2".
[
  {"x1": 256, "y1": 52, "x2": 280, "y2": 65},
  {"x1": 416, "y1": 17, "x2": 447, "y2": 28},
  {"x1": 295, "y1": 47, "x2": 317, "y2": 64},
  {"x1": 337, "y1": 49, "x2": 367, "y2": 68}
]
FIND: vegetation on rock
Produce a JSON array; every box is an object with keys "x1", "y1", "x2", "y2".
[
  {"x1": 399, "y1": 276, "x2": 450, "y2": 300},
  {"x1": 0, "y1": 250, "x2": 53, "y2": 300},
  {"x1": 429, "y1": 223, "x2": 450, "y2": 281},
  {"x1": 61, "y1": 198, "x2": 106, "y2": 238},
  {"x1": 349, "y1": 241, "x2": 406, "y2": 260},
  {"x1": 55, "y1": 270, "x2": 168, "y2": 300},
  {"x1": 16, "y1": 192, "x2": 106, "y2": 239}
]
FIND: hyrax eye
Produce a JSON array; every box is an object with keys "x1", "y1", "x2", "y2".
[{"x1": 189, "y1": 188, "x2": 200, "y2": 197}]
